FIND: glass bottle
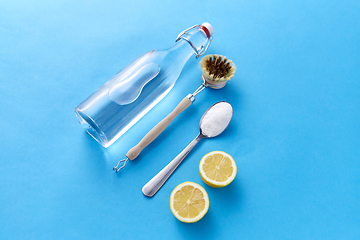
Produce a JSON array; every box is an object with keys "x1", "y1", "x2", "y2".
[{"x1": 75, "y1": 22, "x2": 214, "y2": 148}]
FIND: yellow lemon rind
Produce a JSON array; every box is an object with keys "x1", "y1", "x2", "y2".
[
  {"x1": 199, "y1": 151, "x2": 237, "y2": 188},
  {"x1": 170, "y1": 181, "x2": 209, "y2": 223}
]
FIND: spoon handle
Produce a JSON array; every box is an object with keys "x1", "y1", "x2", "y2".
[{"x1": 142, "y1": 134, "x2": 204, "y2": 197}]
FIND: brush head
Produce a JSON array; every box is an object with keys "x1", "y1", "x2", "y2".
[{"x1": 199, "y1": 54, "x2": 236, "y2": 89}]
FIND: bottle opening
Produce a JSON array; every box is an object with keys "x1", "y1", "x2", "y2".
[{"x1": 200, "y1": 22, "x2": 214, "y2": 38}]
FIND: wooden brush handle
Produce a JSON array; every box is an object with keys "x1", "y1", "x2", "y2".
[{"x1": 126, "y1": 96, "x2": 193, "y2": 160}]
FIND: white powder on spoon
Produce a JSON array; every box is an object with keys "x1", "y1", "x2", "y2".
[{"x1": 200, "y1": 102, "x2": 233, "y2": 137}]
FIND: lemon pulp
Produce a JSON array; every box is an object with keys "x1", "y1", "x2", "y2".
[
  {"x1": 170, "y1": 182, "x2": 209, "y2": 223},
  {"x1": 199, "y1": 151, "x2": 237, "y2": 187}
]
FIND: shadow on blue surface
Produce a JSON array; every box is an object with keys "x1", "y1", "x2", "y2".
[{"x1": 176, "y1": 209, "x2": 217, "y2": 239}]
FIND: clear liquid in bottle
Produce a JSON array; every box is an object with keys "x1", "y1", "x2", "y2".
[{"x1": 75, "y1": 23, "x2": 214, "y2": 147}]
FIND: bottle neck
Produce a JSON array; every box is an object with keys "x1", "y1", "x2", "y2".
[{"x1": 167, "y1": 26, "x2": 210, "y2": 65}]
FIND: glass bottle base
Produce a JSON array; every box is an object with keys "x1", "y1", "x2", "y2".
[{"x1": 75, "y1": 109, "x2": 109, "y2": 148}]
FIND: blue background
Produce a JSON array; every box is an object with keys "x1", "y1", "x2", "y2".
[{"x1": 1, "y1": 0, "x2": 359, "y2": 239}]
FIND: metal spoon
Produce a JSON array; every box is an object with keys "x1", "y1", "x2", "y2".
[{"x1": 142, "y1": 101, "x2": 233, "y2": 197}]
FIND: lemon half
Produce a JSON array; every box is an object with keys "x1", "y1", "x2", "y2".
[
  {"x1": 170, "y1": 182, "x2": 209, "y2": 223},
  {"x1": 199, "y1": 151, "x2": 237, "y2": 188}
]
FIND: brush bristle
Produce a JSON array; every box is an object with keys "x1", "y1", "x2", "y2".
[{"x1": 199, "y1": 54, "x2": 236, "y2": 82}]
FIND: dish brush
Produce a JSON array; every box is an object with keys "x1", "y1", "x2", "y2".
[{"x1": 113, "y1": 54, "x2": 236, "y2": 172}]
